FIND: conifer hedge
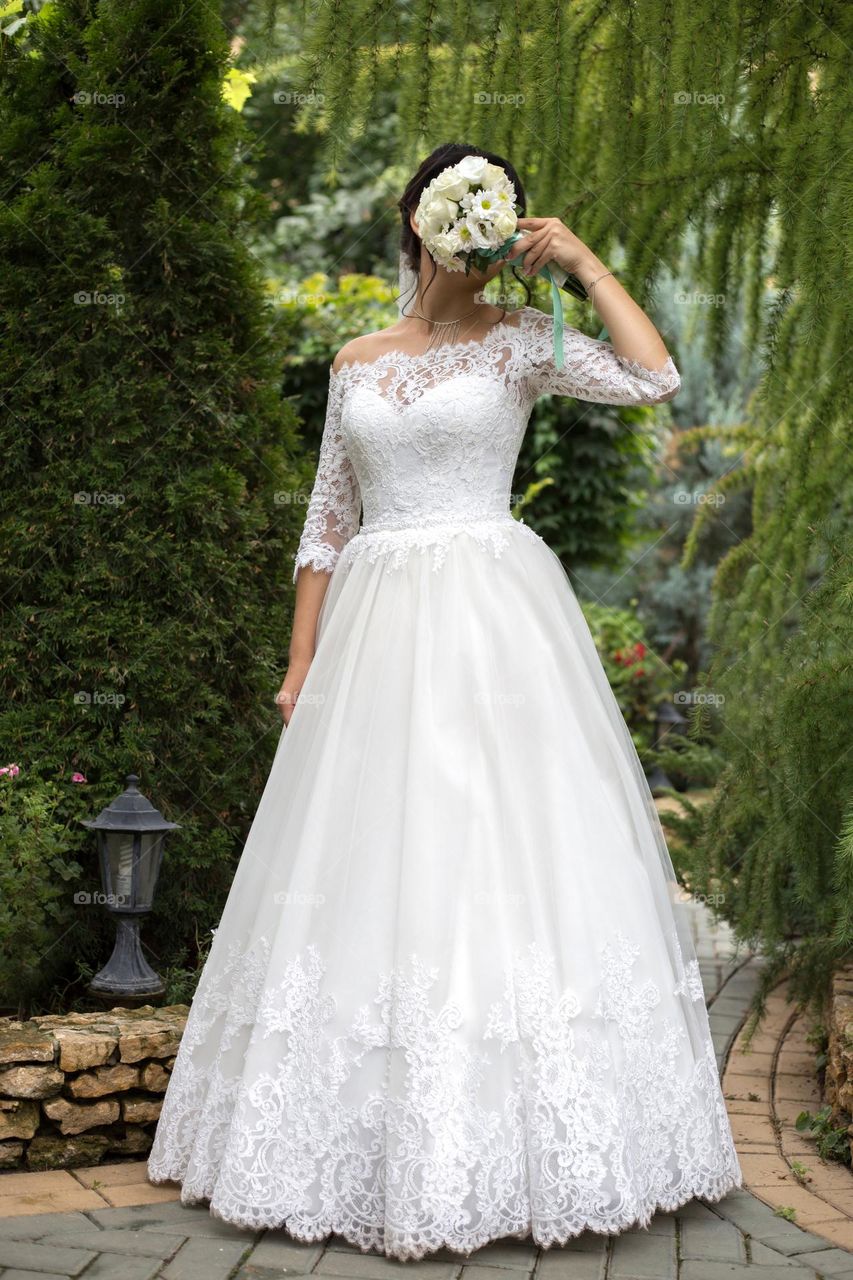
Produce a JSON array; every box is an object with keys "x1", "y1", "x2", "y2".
[{"x1": 0, "y1": 0, "x2": 304, "y2": 1009}]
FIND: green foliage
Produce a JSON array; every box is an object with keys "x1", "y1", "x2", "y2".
[
  {"x1": 796, "y1": 1107, "x2": 852, "y2": 1167},
  {"x1": 514, "y1": 396, "x2": 657, "y2": 572},
  {"x1": 0, "y1": 0, "x2": 304, "y2": 1012},
  {"x1": 580, "y1": 604, "x2": 687, "y2": 755},
  {"x1": 682, "y1": 530, "x2": 853, "y2": 1009},
  {"x1": 578, "y1": 254, "x2": 758, "y2": 683},
  {"x1": 0, "y1": 773, "x2": 87, "y2": 1018},
  {"x1": 273, "y1": 270, "x2": 399, "y2": 441}
]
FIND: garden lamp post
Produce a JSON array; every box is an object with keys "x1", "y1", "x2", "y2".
[
  {"x1": 645, "y1": 700, "x2": 688, "y2": 796},
  {"x1": 81, "y1": 774, "x2": 179, "y2": 1002}
]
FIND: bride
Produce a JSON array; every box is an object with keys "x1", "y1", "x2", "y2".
[{"x1": 147, "y1": 142, "x2": 742, "y2": 1258}]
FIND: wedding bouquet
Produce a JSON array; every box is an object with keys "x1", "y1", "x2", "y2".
[
  {"x1": 414, "y1": 154, "x2": 586, "y2": 368},
  {"x1": 414, "y1": 156, "x2": 521, "y2": 275}
]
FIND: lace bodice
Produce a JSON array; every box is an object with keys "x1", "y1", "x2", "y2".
[{"x1": 293, "y1": 306, "x2": 680, "y2": 580}]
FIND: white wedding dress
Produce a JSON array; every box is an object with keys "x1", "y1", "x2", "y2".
[{"x1": 147, "y1": 305, "x2": 742, "y2": 1257}]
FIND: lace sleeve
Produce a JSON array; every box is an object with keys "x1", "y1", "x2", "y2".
[
  {"x1": 521, "y1": 308, "x2": 681, "y2": 406},
  {"x1": 292, "y1": 368, "x2": 361, "y2": 584}
]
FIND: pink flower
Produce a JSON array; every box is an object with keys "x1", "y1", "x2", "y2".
[
  {"x1": 71, "y1": 772, "x2": 88, "y2": 784},
  {"x1": 0, "y1": 763, "x2": 21, "y2": 777}
]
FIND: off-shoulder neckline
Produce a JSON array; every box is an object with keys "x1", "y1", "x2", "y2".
[{"x1": 330, "y1": 305, "x2": 538, "y2": 379}]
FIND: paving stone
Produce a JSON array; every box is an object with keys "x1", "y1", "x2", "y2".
[
  {"x1": 0, "y1": 1272, "x2": 73, "y2": 1280},
  {"x1": 466, "y1": 1239, "x2": 538, "y2": 1267},
  {"x1": 680, "y1": 1217, "x2": 746, "y2": 1262},
  {"x1": 161, "y1": 1233, "x2": 254, "y2": 1280},
  {"x1": 791, "y1": 1247, "x2": 853, "y2": 1275},
  {"x1": 747, "y1": 1225, "x2": 840, "y2": 1256},
  {"x1": 325, "y1": 1235, "x2": 366, "y2": 1253},
  {"x1": 677, "y1": 1201, "x2": 727, "y2": 1222},
  {"x1": 534, "y1": 1249, "x2": 606, "y2": 1278},
  {"x1": 538, "y1": 1235, "x2": 608, "y2": 1254},
  {"x1": 40, "y1": 1224, "x2": 185, "y2": 1256},
  {"x1": 749, "y1": 1240, "x2": 816, "y2": 1267},
  {"x1": 87, "y1": 1201, "x2": 256, "y2": 1240},
  {"x1": 0, "y1": 1210, "x2": 94, "y2": 1238},
  {"x1": 681, "y1": 1264, "x2": 817, "y2": 1279},
  {"x1": 711, "y1": 1014, "x2": 749, "y2": 1035},
  {"x1": 713, "y1": 1190, "x2": 796, "y2": 1234},
  {"x1": 315, "y1": 1249, "x2": 461, "y2": 1278},
  {"x1": 608, "y1": 1228, "x2": 676, "y2": 1277},
  {"x1": 0, "y1": 1238, "x2": 96, "y2": 1275},
  {"x1": 245, "y1": 1231, "x2": 325, "y2": 1271},
  {"x1": 236, "y1": 1266, "x2": 323, "y2": 1280},
  {"x1": 460, "y1": 1267, "x2": 534, "y2": 1280},
  {"x1": 78, "y1": 1256, "x2": 165, "y2": 1280}
]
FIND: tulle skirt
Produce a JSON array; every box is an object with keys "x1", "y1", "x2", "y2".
[{"x1": 147, "y1": 519, "x2": 742, "y2": 1259}]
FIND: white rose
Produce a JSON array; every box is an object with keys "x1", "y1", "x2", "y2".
[
  {"x1": 483, "y1": 162, "x2": 511, "y2": 191},
  {"x1": 456, "y1": 154, "x2": 489, "y2": 184},
  {"x1": 417, "y1": 195, "x2": 458, "y2": 234},
  {"x1": 429, "y1": 229, "x2": 465, "y2": 270},
  {"x1": 492, "y1": 207, "x2": 517, "y2": 239},
  {"x1": 431, "y1": 166, "x2": 470, "y2": 201}
]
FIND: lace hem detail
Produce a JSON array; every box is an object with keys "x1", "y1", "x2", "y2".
[
  {"x1": 336, "y1": 517, "x2": 543, "y2": 574},
  {"x1": 147, "y1": 932, "x2": 742, "y2": 1259},
  {"x1": 292, "y1": 542, "x2": 340, "y2": 579},
  {"x1": 616, "y1": 353, "x2": 682, "y2": 398}
]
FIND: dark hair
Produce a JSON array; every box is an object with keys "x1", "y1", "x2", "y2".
[{"x1": 397, "y1": 142, "x2": 532, "y2": 315}]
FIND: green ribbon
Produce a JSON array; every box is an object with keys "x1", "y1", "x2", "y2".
[{"x1": 478, "y1": 231, "x2": 609, "y2": 363}]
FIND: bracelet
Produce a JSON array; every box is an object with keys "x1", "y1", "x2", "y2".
[{"x1": 587, "y1": 271, "x2": 615, "y2": 306}]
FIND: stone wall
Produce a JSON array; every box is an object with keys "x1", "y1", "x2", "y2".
[
  {"x1": 0, "y1": 1005, "x2": 187, "y2": 1171},
  {"x1": 825, "y1": 963, "x2": 853, "y2": 1160}
]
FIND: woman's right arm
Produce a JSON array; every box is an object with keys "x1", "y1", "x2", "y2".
[{"x1": 277, "y1": 366, "x2": 361, "y2": 724}]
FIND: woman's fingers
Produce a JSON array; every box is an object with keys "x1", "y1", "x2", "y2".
[
  {"x1": 515, "y1": 229, "x2": 556, "y2": 275},
  {"x1": 525, "y1": 234, "x2": 558, "y2": 275},
  {"x1": 511, "y1": 228, "x2": 549, "y2": 273}
]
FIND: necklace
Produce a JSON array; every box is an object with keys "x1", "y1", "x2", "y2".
[{"x1": 407, "y1": 302, "x2": 482, "y2": 352}]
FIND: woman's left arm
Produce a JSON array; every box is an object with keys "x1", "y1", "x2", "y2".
[{"x1": 515, "y1": 217, "x2": 672, "y2": 373}]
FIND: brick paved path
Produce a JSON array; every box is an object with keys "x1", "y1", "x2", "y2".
[{"x1": 2, "y1": 901, "x2": 852, "y2": 1279}]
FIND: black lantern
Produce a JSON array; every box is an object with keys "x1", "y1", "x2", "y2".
[
  {"x1": 645, "y1": 700, "x2": 688, "y2": 796},
  {"x1": 81, "y1": 774, "x2": 179, "y2": 1002}
]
